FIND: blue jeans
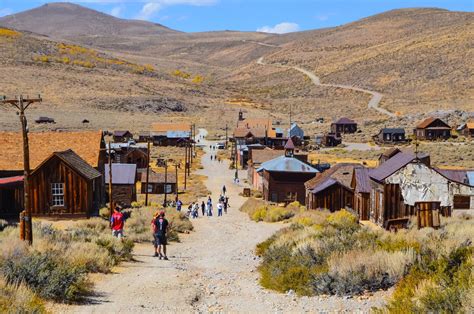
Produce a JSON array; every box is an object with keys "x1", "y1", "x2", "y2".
[{"x1": 218, "y1": 209, "x2": 222, "y2": 216}]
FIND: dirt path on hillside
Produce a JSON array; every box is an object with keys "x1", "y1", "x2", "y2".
[
  {"x1": 55, "y1": 129, "x2": 388, "y2": 313},
  {"x1": 256, "y1": 55, "x2": 396, "y2": 118}
]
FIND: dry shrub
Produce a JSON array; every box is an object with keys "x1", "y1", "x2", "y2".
[{"x1": 0, "y1": 276, "x2": 45, "y2": 313}]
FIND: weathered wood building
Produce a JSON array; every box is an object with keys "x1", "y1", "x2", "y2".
[
  {"x1": 351, "y1": 167, "x2": 371, "y2": 220},
  {"x1": 113, "y1": 130, "x2": 133, "y2": 143},
  {"x1": 105, "y1": 163, "x2": 137, "y2": 207},
  {"x1": 233, "y1": 111, "x2": 286, "y2": 148},
  {"x1": 457, "y1": 122, "x2": 474, "y2": 138},
  {"x1": 305, "y1": 163, "x2": 358, "y2": 212},
  {"x1": 374, "y1": 128, "x2": 406, "y2": 144},
  {"x1": 322, "y1": 132, "x2": 342, "y2": 147},
  {"x1": 28, "y1": 150, "x2": 102, "y2": 217},
  {"x1": 141, "y1": 171, "x2": 177, "y2": 194},
  {"x1": 0, "y1": 176, "x2": 24, "y2": 219},
  {"x1": 151, "y1": 123, "x2": 192, "y2": 147},
  {"x1": 256, "y1": 139, "x2": 318, "y2": 204},
  {"x1": 247, "y1": 148, "x2": 283, "y2": 190},
  {"x1": 414, "y1": 117, "x2": 451, "y2": 140},
  {"x1": 121, "y1": 148, "x2": 148, "y2": 169},
  {"x1": 331, "y1": 117, "x2": 357, "y2": 134}
]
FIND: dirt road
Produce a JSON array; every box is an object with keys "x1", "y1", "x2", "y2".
[
  {"x1": 257, "y1": 56, "x2": 396, "y2": 118},
  {"x1": 57, "y1": 130, "x2": 388, "y2": 313}
]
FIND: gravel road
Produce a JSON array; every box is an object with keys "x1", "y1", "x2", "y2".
[{"x1": 56, "y1": 130, "x2": 389, "y2": 313}]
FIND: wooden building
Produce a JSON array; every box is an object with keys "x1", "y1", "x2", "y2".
[
  {"x1": 322, "y1": 132, "x2": 342, "y2": 147},
  {"x1": 247, "y1": 148, "x2": 283, "y2": 190},
  {"x1": 151, "y1": 123, "x2": 192, "y2": 147},
  {"x1": 351, "y1": 167, "x2": 371, "y2": 220},
  {"x1": 113, "y1": 130, "x2": 133, "y2": 143},
  {"x1": 331, "y1": 117, "x2": 357, "y2": 134},
  {"x1": 233, "y1": 111, "x2": 286, "y2": 148},
  {"x1": 0, "y1": 131, "x2": 107, "y2": 211},
  {"x1": 457, "y1": 122, "x2": 474, "y2": 138},
  {"x1": 28, "y1": 150, "x2": 102, "y2": 217},
  {"x1": 414, "y1": 117, "x2": 451, "y2": 140},
  {"x1": 374, "y1": 128, "x2": 406, "y2": 144},
  {"x1": 105, "y1": 163, "x2": 137, "y2": 207},
  {"x1": 378, "y1": 147, "x2": 430, "y2": 167},
  {"x1": 305, "y1": 163, "x2": 358, "y2": 212},
  {"x1": 141, "y1": 170, "x2": 177, "y2": 194},
  {"x1": 256, "y1": 139, "x2": 318, "y2": 204},
  {"x1": 121, "y1": 148, "x2": 148, "y2": 169},
  {"x1": 0, "y1": 176, "x2": 24, "y2": 219}
]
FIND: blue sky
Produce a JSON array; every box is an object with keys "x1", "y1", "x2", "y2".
[{"x1": 0, "y1": 0, "x2": 472, "y2": 33}]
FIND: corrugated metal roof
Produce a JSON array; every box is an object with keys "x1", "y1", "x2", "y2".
[
  {"x1": 434, "y1": 168, "x2": 472, "y2": 186},
  {"x1": 369, "y1": 152, "x2": 415, "y2": 182},
  {"x1": 468, "y1": 172, "x2": 474, "y2": 186},
  {"x1": 354, "y1": 167, "x2": 371, "y2": 193},
  {"x1": 166, "y1": 131, "x2": 190, "y2": 138},
  {"x1": 305, "y1": 163, "x2": 358, "y2": 190},
  {"x1": 105, "y1": 163, "x2": 137, "y2": 184},
  {"x1": 257, "y1": 156, "x2": 318, "y2": 173}
]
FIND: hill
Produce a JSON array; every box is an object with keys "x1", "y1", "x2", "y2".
[{"x1": 0, "y1": 2, "x2": 177, "y2": 39}]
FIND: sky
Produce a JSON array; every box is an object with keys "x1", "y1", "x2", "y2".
[{"x1": 0, "y1": 0, "x2": 472, "y2": 33}]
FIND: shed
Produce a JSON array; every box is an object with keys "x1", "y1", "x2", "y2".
[
  {"x1": 457, "y1": 122, "x2": 474, "y2": 138},
  {"x1": 28, "y1": 150, "x2": 102, "y2": 217},
  {"x1": 322, "y1": 133, "x2": 342, "y2": 147},
  {"x1": 105, "y1": 164, "x2": 137, "y2": 207},
  {"x1": 0, "y1": 176, "x2": 24, "y2": 219},
  {"x1": 305, "y1": 163, "x2": 358, "y2": 212}
]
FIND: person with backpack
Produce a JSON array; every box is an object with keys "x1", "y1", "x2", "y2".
[
  {"x1": 151, "y1": 210, "x2": 169, "y2": 260},
  {"x1": 110, "y1": 205, "x2": 125, "y2": 239}
]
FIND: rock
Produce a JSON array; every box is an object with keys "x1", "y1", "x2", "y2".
[{"x1": 286, "y1": 289, "x2": 296, "y2": 296}]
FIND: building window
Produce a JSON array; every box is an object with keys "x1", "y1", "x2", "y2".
[
  {"x1": 286, "y1": 192, "x2": 297, "y2": 201},
  {"x1": 51, "y1": 183, "x2": 64, "y2": 207}
]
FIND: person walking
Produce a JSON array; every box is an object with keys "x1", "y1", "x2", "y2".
[
  {"x1": 224, "y1": 199, "x2": 228, "y2": 214},
  {"x1": 207, "y1": 197, "x2": 213, "y2": 216},
  {"x1": 176, "y1": 199, "x2": 183, "y2": 212},
  {"x1": 201, "y1": 201, "x2": 206, "y2": 216},
  {"x1": 152, "y1": 210, "x2": 169, "y2": 260},
  {"x1": 217, "y1": 201, "x2": 223, "y2": 217},
  {"x1": 225, "y1": 196, "x2": 230, "y2": 208},
  {"x1": 222, "y1": 185, "x2": 227, "y2": 195},
  {"x1": 110, "y1": 205, "x2": 125, "y2": 239}
]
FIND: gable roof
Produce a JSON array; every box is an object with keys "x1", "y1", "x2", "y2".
[
  {"x1": 433, "y1": 168, "x2": 473, "y2": 186},
  {"x1": 31, "y1": 150, "x2": 101, "y2": 180},
  {"x1": 305, "y1": 163, "x2": 359, "y2": 191},
  {"x1": 166, "y1": 130, "x2": 191, "y2": 139},
  {"x1": 0, "y1": 131, "x2": 104, "y2": 171},
  {"x1": 380, "y1": 128, "x2": 405, "y2": 134},
  {"x1": 257, "y1": 156, "x2": 318, "y2": 174},
  {"x1": 105, "y1": 163, "x2": 137, "y2": 184},
  {"x1": 152, "y1": 122, "x2": 191, "y2": 133},
  {"x1": 416, "y1": 117, "x2": 450, "y2": 129},
  {"x1": 369, "y1": 152, "x2": 416, "y2": 182},
  {"x1": 333, "y1": 117, "x2": 356, "y2": 124},
  {"x1": 113, "y1": 130, "x2": 132, "y2": 137},
  {"x1": 0, "y1": 176, "x2": 23, "y2": 187},
  {"x1": 379, "y1": 147, "x2": 402, "y2": 159}
]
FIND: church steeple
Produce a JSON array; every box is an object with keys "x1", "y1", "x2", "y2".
[
  {"x1": 238, "y1": 110, "x2": 244, "y2": 121},
  {"x1": 284, "y1": 138, "x2": 295, "y2": 158}
]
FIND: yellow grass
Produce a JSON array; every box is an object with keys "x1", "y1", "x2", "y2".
[
  {"x1": 309, "y1": 152, "x2": 378, "y2": 167},
  {"x1": 0, "y1": 28, "x2": 21, "y2": 38}
]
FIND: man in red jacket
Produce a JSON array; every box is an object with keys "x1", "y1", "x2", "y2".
[{"x1": 110, "y1": 205, "x2": 125, "y2": 239}]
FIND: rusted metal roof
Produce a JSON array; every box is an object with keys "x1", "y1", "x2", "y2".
[
  {"x1": 354, "y1": 167, "x2": 371, "y2": 193},
  {"x1": 249, "y1": 148, "x2": 283, "y2": 165},
  {"x1": 333, "y1": 117, "x2": 356, "y2": 124},
  {"x1": 416, "y1": 117, "x2": 450, "y2": 129},
  {"x1": 305, "y1": 163, "x2": 358, "y2": 191},
  {"x1": 434, "y1": 168, "x2": 472, "y2": 186},
  {"x1": 141, "y1": 170, "x2": 177, "y2": 184},
  {"x1": 369, "y1": 152, "x2": 415, "y2": 182},
  {"x1": 105, "y1": 163, "x2": 136, "y2": 184},
  {"x1": 256, "y1": 156, "x2": 318, "y2": 174},
  {"x1": 0, "y1": 176, "x2": 23, "y2": 186},
  {"x1": 284, "y1": 138, "x2": 295, "y2": 150}
]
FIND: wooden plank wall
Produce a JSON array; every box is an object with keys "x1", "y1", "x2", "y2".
[{"x1": 416, "y1": 201, "x2": 441, "y2": 229}]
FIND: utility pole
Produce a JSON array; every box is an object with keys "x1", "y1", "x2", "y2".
[
  {"x1": 145, "y1": 140, "x2": 151, "y2": 206},
  {"x1": 163, "y1": 160, "x2": 168, "y2": 207},
  {"x1": 184, "y1": 142, "x2": 188, "y2": 190},
  {"x1": 174, "y1": 162, "x2": 179, "y2": 201},
  {"x1": 225, "y1": 124, "x2": 228, "y2": 149},
  {"x1": 107, "y1": 139, "x2": 113, "y2": 216},
  {"x1": 234, "y1": 140, "x2": 239, "y2": 181},
  {"x1": 1, "y1": 95, "x2": 42, "y2": 245}
]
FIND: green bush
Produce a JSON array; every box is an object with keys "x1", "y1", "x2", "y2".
[
  {"x1": 95, "y1": 236, "x2": 134, "y2": 264},
  {"x1": 1, "y1": 250, "x2": 91, "y2": 302}
]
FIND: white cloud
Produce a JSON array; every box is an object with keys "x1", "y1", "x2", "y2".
[
  {"x1": 0, "y1": 8, "x2": 13, "y2": 17},
  {"x1": 257, "y1": 22, "x2": 300, "y2": 34},
  {"x1": 315, "y1": 14, "x2": 329, "y2": 21},
  {"x1": 110, "y1": 6, "x2": 123, "y2": 17},
  {"x1": 134, "y1": 0, "x2": 217, "y2": 20}
]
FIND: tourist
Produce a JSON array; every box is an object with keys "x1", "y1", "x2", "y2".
[
  {"x1": 152, "y1": 210, "x2": 169, "y2": 260},
  {"x1": 224, "y1": 199, "x2": 228, "y2": 214},
  {"x1": 176, "y1": 199, "x2": 183, "y2": 212},
  {"x1": 201, "y1": 201, "x2": 206, "y2": 216},
  {"x1": 222, "y1": 185, "x2": 227, "y2": 195},
  {"x1": 217, "y1": 201, "x2": 223, "y2": 216},
  {"x1": 110, "y1": 205, "x2": 125, "y2": 239}
]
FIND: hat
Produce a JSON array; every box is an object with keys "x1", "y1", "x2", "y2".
[{"x1": 159, "y1": 210, "x2": 165, "y2": 217}]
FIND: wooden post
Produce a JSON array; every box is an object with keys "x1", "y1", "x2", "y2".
[
  {"x1": 145, "y1": 140, "x2": 151, "y2": 206},
  {"x1": 234, "y1": 139, "x2": 239, "y2": 180},
  {"x1": 1, "y1": 95, "x2": 42, "y2": 245},
  {"x1": 175, "y1": 163, "x2": 179, "y2": 200},
  {"x1": 184, "y1": 143, "x2": 188, "y2": 190},
  {"x1": 225, "y1": 123, "x2": 228, "y2": 149},
  {"x1": 163, "y1": 161, "x2": 168, "y2": 207},
  {"x1": 108, "y1": 139, "x2": 113, "y2": 216},
  {"x1": 189, "y1": 125, "x2": 193, "y2": 165},
  {"x1": 187, "y1": 140, "x2": 191, "y2": 176}
]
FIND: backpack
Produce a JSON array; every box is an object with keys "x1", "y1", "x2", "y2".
[{"x1": 151, "y1": 217, "x2": 158, "y2": 233}]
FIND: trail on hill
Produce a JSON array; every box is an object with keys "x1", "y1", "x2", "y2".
[
  {"x1": 256, "y1": 54, "x2": 396, "y2": 118},
  {"x1": 54, "y1": 130, "x2": 387, "y2": 313}
]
